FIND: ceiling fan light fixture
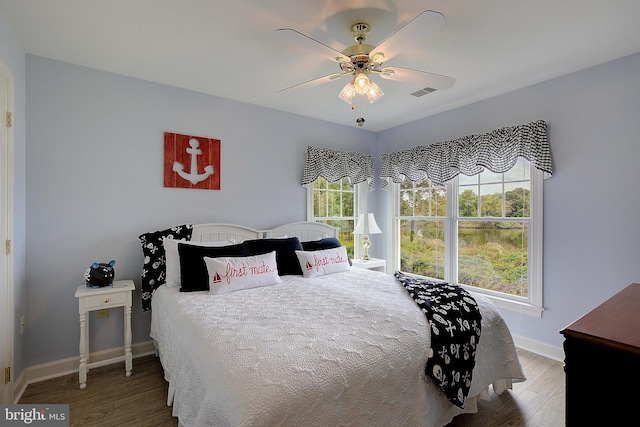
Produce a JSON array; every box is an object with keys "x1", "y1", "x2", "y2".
[
  {"x1": 276, "y1": 12, "x2": 456, "y2": 127},
  {"x1": 353, "y1": 71, "x2": 371, "y2": 94},
  {"x1": 338, "y1": 81, "x2": 356, "y2": 104},
  {"x1": 366, "y1": 80, "x2": 384, "y2": 104}
]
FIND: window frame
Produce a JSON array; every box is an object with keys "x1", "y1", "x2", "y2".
[
  {"x1": 388, "y1": 162, "x2": 544, "y2": 317},
  {"x1": 307, "y1": 178, "x2": 367, "y2": 259}
]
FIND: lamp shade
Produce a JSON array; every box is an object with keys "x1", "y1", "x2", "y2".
[
  {"x1": 353, "y1": 213, "x2": 382, "y2": 235},
  {"x1": 338, "y1": 81, "x2": 356, "y2": 104},
  {"x1": 366, "y1": 80, "x2": 384, "y2": 104},
  {"x1": 353, "y1": 71, "x2": 371, "y2": 94}
]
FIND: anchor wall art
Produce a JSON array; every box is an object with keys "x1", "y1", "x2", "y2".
[{"x1": 164, "y1": 132, "x2": 221, "y2": 190}]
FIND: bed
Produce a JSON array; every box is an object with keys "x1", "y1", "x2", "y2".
[{"x1": 147, "y1": 221, "x2": 525, "y2": 427}]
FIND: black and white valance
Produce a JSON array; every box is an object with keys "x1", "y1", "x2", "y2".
[
  {"x1": 380, "y1": 120, "x2": 552, "y2": 188},
  {"x1": 302, "y1": 145, "x2": 375, "y2": 192}
]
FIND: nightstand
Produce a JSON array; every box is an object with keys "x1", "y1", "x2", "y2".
[
  {"x1": 351, "y1": 258, "x2": 387, "y2": 273},
  {"x1": 75, "y1": 280, "x2": 135, "y2": 389}
]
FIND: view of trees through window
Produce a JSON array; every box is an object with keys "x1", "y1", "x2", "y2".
[
  {"x1": 399, "y1": 159, "x2": 531, "y2": 298},
  {"x1": 313, "y1": 177, "x2": 356, "y2": 258},
  {"x1": 399, "y1": 179, "x2": 447, "y2": 280}
]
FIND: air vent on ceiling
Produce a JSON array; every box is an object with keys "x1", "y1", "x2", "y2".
[{"x1": 410, "y1": 87, "x2": 437, "y2": 97}]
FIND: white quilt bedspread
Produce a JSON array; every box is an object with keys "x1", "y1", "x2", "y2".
[{"x1": 150, "y1": 268, "x2": 525, "y2": 427}]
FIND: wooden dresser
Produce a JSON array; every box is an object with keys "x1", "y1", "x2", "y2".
[{"x1": 560, "y1": 283, "x2": 640, "y2": 426}]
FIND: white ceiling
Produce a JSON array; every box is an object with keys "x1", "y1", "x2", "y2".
[{"x1": 2, "y1": 0, "x2": 640, "y2": 132}]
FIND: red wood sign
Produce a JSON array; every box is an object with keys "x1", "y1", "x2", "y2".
[{"x1": 164, "y1": 132, "x2": 220, "y2": 190}]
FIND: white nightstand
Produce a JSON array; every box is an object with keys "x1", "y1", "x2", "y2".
[
  {"x1": 75, "y1": 280, "x2": 135, "y2": 389},
  {"x1": 351, "y1": 258, "x2": 387, "y2": 273}
]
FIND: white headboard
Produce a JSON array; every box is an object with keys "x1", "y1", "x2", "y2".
[
  {"x1": 266, "y1": 221, "x2": 338, "y2": 241},
  {"x1": 191, "y1": 223, "x2": 263, "y2": 243},
  {"x1": 191, "y1": 221, "x2": 338, "y2": 243}
]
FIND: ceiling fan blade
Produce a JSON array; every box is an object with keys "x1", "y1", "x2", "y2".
[
  {"x1": 275, "y1": 28, "x2": 349, "y2": 62},
  {"x1": 379, "y1": 66, "x2": 455, "y2": 90},
  {"x1": 374, "y1": 10, "x2": 447, "y2": 62},
  {"x1": 276, "y1": 72, "x2": 348, "y2": 93}
]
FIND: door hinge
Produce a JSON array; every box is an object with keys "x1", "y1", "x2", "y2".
[
  {"x1": 5, "y1": 239, "x2": 10, "y2": 255},
  {"x1": 4, "y1": 367, "x2": 9, "y2": 384},
  {"x1": 6, "y1": 111, "x2": 11, "y2": 128}
]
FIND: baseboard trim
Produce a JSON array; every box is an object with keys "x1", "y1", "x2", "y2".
[
  {"x1": 13, "y1": 340, "x2": 156, "y2": 403},
  {"x1": 512, "y1": 333, "x2": 564, "y2": 362}
]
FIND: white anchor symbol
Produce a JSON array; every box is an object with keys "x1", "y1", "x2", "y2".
[{"x1": 173, "y1": 138, "x2": 215, "y2": 184}]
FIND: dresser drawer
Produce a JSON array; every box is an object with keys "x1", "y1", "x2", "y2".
[
  {"x1": 81, "y1": 291, "x2": 129, "y2": 310},
  {"x1": 561, "y1": 283, "x2": 640, "y2": 426}
]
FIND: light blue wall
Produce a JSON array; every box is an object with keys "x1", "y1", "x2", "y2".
[
  {"x1": 0, "y1": 11, "x2": 27, "y2": 380},
  {"x1": 24, "y1": 55, "x2": 377, "y2": 366},
  {"x1": 377, "y1": 52, "x2": 640, "y2": 349}
]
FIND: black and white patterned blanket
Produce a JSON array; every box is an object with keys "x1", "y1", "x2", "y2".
[{"x1": 394, "y1": 271, "x2": 482, "y2": 408}]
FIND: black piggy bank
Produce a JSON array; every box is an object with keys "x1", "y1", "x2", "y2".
[{"x1": 84, "y1": 260, "x2": 116, "y2": 288}]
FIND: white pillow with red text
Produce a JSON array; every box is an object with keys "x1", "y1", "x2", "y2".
[
  {"x1": 204, "y1": 251, "x2": 282, "y2": 295},
  {"x1": 163, "y1": 238, "x2": 233, "y2": 287},
  {"x1": 295, "y1": 246, "x2": 351, "y2": 278}
]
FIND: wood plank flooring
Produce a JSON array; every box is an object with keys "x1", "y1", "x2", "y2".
[
  {"x1": 19, "y1": 355, "x2": 177, "y2": 426},
  {"x1": 19, "y1": 348, "x2": 564, "y2": 426},
  {"x1": 446, "y1": 348, "x2": 565, "y2": 426}
]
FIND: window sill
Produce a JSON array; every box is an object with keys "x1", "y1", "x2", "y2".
[{"x1": 472, "y1": 291, "x2": 544, "y2": 318}]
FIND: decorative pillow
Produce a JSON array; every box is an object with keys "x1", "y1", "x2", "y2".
[
  {"x1": 300, "y1": 237, "x2": 342, "y2": 251},
  {"x1": 163, "y1": 239, "x2": 234, "y2": 288},
  {"x1": 179, "y1": 241, "x2": 250, "y2": 292},
  {"x1": 295, "y1": 246, "x2": 351, "y2": 278},
  {"x1": 246, "y1": 237, "x2": 303, "y2": 275},
  {"x1": 301, "y1": 237, "x2": 352, "y2": 266},
  {"x1": 204, "y1": 251, "x2": 282, "y2": 295},
  {"x1": 138, "y1": 224, "x2": 193, "y2": 311}
]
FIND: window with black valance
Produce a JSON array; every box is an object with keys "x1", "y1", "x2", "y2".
[
  {"x1": 380, "y1": 120, "x2": 552, "y2": 187},
  {"x1": 302, "y1": 145, "x2": 375, "y2": 192}
]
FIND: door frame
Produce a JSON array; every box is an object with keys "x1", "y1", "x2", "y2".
[{"x1": 0, "y1": 56, "x2": 15, "y2": 404}]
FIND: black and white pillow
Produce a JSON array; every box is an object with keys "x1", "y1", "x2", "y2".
[
  {"x1": 138, "y1": 224, "x2": 193, "y2": 311},
  {"x1": 178, "y1": 242, "x2": 250, "y2": 292},
  {"x1": 246, "y1": 237, "x2": 304, "y2": 275},
  {"x1": 163, "y1": 239, "x2": 234, "y2": 288}
]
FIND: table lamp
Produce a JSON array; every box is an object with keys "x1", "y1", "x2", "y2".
[{"x1": 353, "y1": 213, "x2": 382, "y2": 261}]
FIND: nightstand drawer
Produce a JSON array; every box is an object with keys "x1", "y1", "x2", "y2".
[{"x1": 82, "y1": 291, "x2": 128, "y2": 309}]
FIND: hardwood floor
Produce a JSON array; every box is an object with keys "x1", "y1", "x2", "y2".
[
  {"x1": 19, "y1": 355, "x2": 177, "y2": 426},
  {"x1": 18, "y1": 348, "x2": 564, "y2": 426},
  {"x1": 445, "y1": 348, "x2": 565, "y2": 427}
]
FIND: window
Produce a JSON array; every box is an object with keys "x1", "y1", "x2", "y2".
[
  {"x1": 301, "y1": 146, "x2": 373, "y2": 259},
  {"x1": 398, "y1": 179, "x2": 447, "y2": 279},
  {"x1": 392, "y1": 158, "x2": 543, "y2": 316},
  {"x1": 308, "y1": 177, "x2": 364, "y2": 258}
]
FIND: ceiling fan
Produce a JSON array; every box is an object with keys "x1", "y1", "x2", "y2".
[{"x1": 275, "y1": 10, "x2": 455, "y2": 114}]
